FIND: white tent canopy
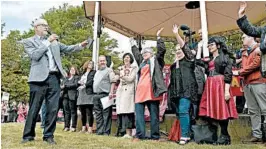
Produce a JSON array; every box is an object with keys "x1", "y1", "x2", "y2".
[{"x1": 84, "y1": 1, "x2": 266, "y2": 40}]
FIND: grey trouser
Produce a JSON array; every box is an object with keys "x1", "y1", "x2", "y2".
[
  {"x1": 244, "y1": 83, "x2": 266, "y2": 138},
  {"x1": 93, "y1": 93, "x2": 112, "y2": 135}
]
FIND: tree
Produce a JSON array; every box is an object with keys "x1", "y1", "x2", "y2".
[
  {"x1": 1, "y1": 3, "x2": 121, "y2": 102},
  {"x1": 152, "y1": 41, "x2": 176, "y2": 65},
  {"x1": 1, "y1": 22, "x2": 5, "y2": 36},
  {"x1": 40, "y1": 4, "x2": 121, "y2": 70},
  {"x1": 1, "y1": 30, "x2": 30, "y2": 102}
]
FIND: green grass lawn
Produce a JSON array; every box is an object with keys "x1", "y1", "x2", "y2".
[{"x1": 1, "y1": 123, "x2": 265, "y2": 149}]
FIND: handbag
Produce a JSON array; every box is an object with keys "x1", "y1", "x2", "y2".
[
  {"x1": 191, "y1": 124, "x2": 218, "y2": 144},
  {"x1": 168, "y1": 119, "x2": 181, "y2": 142}
]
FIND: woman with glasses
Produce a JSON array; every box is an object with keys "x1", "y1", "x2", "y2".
[{"x1": 198, "y1": 36, "x2": 238, "y2": 145}]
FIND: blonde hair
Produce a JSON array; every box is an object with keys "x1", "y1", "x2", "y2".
[{"x1": 82, "y1": 60, "x2": 94, "y2": 73}]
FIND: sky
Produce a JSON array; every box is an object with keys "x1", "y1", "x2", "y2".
[{"x1": 1, "y1": 1, "x2": 156, "y2": 54}]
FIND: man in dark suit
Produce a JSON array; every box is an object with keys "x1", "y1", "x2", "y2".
[{"x1": 21, "y1": 18, "x2": 88, "y2": 144}]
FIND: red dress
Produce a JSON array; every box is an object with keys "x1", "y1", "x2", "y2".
[{"x1": 199, "y1": 60, "x2": 238, "y2": 120}]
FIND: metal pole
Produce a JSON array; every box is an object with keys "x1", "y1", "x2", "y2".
[
  {"x1": 93, "y1": 1, "x2": 99, "y2": 70},
  {"x1": 200, "y1": 1, "x2": 209, "y2": 58}
]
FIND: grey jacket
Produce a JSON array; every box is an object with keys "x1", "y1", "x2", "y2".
[{"x1": 23, "y1": 35, "x2": 83, "y2": 82}]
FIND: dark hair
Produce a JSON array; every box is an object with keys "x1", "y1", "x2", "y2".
[
  {"x1": 208, "y1": 36, "x2": 230, "y2": 55},
  {"x1": 208, "y1": 36, "x2": 235, "y2": 64},
  {"x1": 68, "y1": 65, "x2": 79, "y2": 76},
  {"x1": 122, "y1": 53, "x2": 134, "y2": 64}
]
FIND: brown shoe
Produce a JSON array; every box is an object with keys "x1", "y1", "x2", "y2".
[
  {"x1": 132, "y1": 138, "x2": 141, "y2": 143},
  {"x1": 242, "y1": 136, "x2": 263, "y2": 144}
]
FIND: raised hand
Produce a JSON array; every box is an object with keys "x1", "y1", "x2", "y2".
[
  {"x1": 238, "y1": 1, "x2": 247, "y2": 18},
  {"x1": 156, "y1": 27, "x2": 164, "y2": 37},
  {"x1": 172, "y1": 24, "x2": 179, "y2": 35},
  {"x1": 81, "y1": 40, "x2": 89, "y2": 47},
  {"x1": 129, "y1": 37, "x2": 137, "y2": 46}
]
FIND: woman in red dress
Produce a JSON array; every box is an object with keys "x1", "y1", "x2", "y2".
[{"x1": 199, "y1": 36, "x2": 238, "y2": 145}]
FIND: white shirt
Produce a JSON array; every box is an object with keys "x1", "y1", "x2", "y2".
[{"x1": 37, "y1": 35, "x2": 58, "y2": 72}]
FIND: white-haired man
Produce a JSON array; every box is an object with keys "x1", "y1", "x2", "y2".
[{"x1": 21, "y1": 18, "x2": 88, "y2": 144}]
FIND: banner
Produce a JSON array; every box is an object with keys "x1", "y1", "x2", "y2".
[
  {"x1": 2, "y1": 92, "x2": 10, "y2": 101},
  {"x1": 230, "y1": 75, "x2": 244, "y2": 97}
]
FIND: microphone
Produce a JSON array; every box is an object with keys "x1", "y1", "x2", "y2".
[
  {"x1": 46, "y1": 30, "x2": 59, "y2": 41},
  {"x1": 47, "y1": 30, "x2": 52, "y2": 35},
  {"x1": 180, "y1": 25, "x2": 190, "y2": 31}
]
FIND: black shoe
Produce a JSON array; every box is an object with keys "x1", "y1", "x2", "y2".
[
  {"x1": 217, "y1": 135, "x2": 231, "y2": 145},
  {"x1": 43, "y1": 138, "x2": 56, "y2": 145},
  {"x1": 21, "y1": 138, "x2": 34, "y2": 144}
]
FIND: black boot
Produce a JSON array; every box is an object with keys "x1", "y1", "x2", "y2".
[{"x1": 217, "y1": 135, "x2": 231, "y2": 145}]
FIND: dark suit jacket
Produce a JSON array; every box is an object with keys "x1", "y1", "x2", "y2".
[
  {"x1": 85, "y1": 70, "x2": 96, "y2": 95},
  {"x1": 64, "y1": 76, "x2": 79, "y2": 100}
]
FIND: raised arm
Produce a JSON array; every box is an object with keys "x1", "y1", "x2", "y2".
[
  {"x1": 59, "y1": 40, "x2": 88, "y2": 53},
  {"x1": 130, "y1": 38, "x2": 143, "y2": 66},
  {"x1": 172, "y1": 24, "x2": 195, "y2": 60},
  {"x1": 156, "y1": 28, "x2": 166, "y2": 68},
  {"x1": 237, "y1": 1, "x2": 262, "y2": 38}
]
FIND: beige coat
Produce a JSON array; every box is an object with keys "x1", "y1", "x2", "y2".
[{"x1": 116, "y1": 65, "x2": 137, "y2": 114}]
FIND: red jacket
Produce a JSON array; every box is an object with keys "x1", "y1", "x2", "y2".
[{"x1": 240, "y1": 44, "x2": 266, "y2": 84}]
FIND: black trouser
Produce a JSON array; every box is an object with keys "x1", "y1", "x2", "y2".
[
  {"x1": 79, "y1": 104, "x2": 94, "y2": 127},
  {"x1": 8, "y1": 111, "x2": 17, "y2": 122},
  {"x1": 116, "y1": 113, "x2": 135, "y2": 136},
  {"x1": 236, "y1": 96, "x2": 246, "y2": 113},
  {"x1": 93, "y1": 93, "x2": 112, "y2": 135},
  {"x1": 219, "y1": 120, "x2": 229, "y2": 136},
  {"x1": 22, "y1": 73, "x2": 60, "y2": 140},
  {"x1": 62, "y1": 98, "x2": 77, "y2": 128}
]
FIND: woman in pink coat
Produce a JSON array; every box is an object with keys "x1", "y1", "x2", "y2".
[{"x1": 17, "y1": 102, "x2": 28, "y2": 123}]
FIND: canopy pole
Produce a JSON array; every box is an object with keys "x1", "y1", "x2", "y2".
[
  {"x1": 200, "y1": 1, "x2": 209, "y2": 58},
  {"x1": 92, "y1": 1, "x2": 99, "y2": 70}
]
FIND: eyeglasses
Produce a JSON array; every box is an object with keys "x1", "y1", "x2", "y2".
[
  {"x1": 37, "y1": 24, "x2": 49, "y2": 27},
  {"x1": 242, "y1": 36, "x2": 247, "y2": 41},
  {"x1": 207, "y1": 43, "x2": 216, "y2": 48}
]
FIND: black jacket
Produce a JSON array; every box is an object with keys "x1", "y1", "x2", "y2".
[
  {"x1": 168, "y1": 44, "x2": 198, "y2": 102},
  {"x1": 237, "y1": 15, "x2": 266, "y2": 77},
  {"x1": 205, "y1": 52, "x2": 233, "y2": 84},
  {"x1": 85, "y1": 70, "x2": 96, "y2": 95},
  {"x1": 132, "y1": 38, "x2": 167, "y2": 98},
  {"x1": 63, "y1": 76, "x2": 79, "y2": 100}
]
